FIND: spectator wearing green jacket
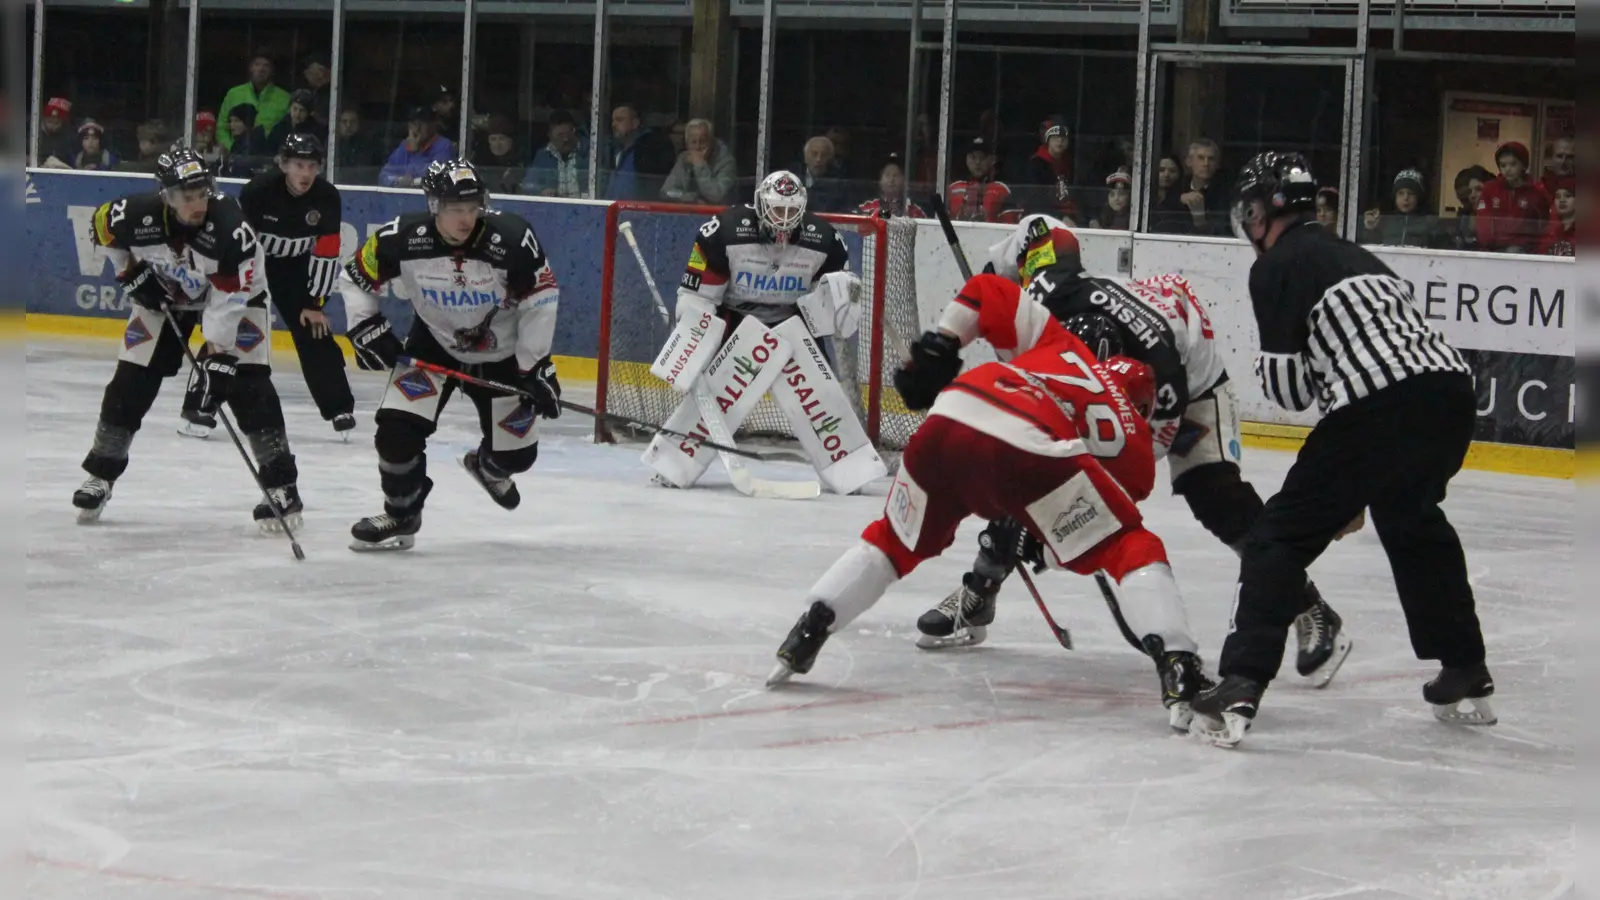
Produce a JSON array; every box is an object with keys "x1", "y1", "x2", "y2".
[{"x1": 218, "y1": 54, "x2": 290, "y2": 150}]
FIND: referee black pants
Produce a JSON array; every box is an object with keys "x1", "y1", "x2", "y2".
[{"x1": 1220, "y1": 372, "x2": 1485, "y2": 686}]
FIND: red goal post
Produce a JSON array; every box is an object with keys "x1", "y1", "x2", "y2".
[{"x1": 593, "y1": 200, "x2": 924, "y2": 451}]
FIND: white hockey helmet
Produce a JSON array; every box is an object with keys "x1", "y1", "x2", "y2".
[{"x1": 755, "y1": 170, "x2": 807, "y2": 240}]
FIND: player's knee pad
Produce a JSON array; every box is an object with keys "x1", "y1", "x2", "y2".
[
  {"x1": 98, "y1": 361, "x2": 166, "y2": 431},
  {"x1": 379, "y1": 454, "x2": 432, "y2": 515},
  {"x1": 485, "y1": 441, "x2": 539, "y2": 475},
  {"x1": 228, "y1": 367, "x2": 287, "y2": 434},
  {"x1": 1172, "y1": 461, "x2": 1263, "y2": 549},
  {"x1": 374, "y1": 409, "x2": 433, "y2": 463}
]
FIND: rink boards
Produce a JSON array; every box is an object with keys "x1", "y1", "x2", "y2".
[{"x1": 23, "y1": 168, "x2": 1573, "y2": 477}]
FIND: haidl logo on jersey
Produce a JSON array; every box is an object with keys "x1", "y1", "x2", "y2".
[
  {"x1": 734, "y1": 271, "x2": 806, "y2": 293},
  {"x1": 419, "y1": 287, "x2": 503, "y2": 308}
]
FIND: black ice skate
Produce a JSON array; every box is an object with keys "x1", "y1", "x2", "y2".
[
  {"x1": 72, "y1": 477, "x2": 114, "y2": 524},
  {"x1": 767, "y1": 601, "x2": 836, "y2": 687},
  {"x1": 253, "y1": 485, "x2": 304, "y2": 534},
  {"x1": 461, "y1": 450, "x2": 520, "y2": 510},
  {"x1": 1145, "y1": 636, "x2": 1216, "y2": 733},
  {"x1": 1189, "y1": 674, "x2": 1263, "y2": 748},
  {"x1": 1423, "y1": 663, "x2": 1496, "y2": 726},
  {"x1": 917, "y1": 572, "x2": 1000, "y2": 649},
  {"x1": 177, "y1": 408, "x2": 216, "y2": 440},
  {"x1": 349, "y1": 511, "x2": 423, "y2": 552},
  {"x1": 1293, "y1": 588, "x2": 1352, "y2": 689},
  {"x1": 332, "y1": 413, "x2": 356, "y2": 441}
]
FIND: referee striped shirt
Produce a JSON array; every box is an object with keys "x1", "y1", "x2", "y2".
[{"x1": 1249, "y1": 222, "x2": 1469, "y2": 415}]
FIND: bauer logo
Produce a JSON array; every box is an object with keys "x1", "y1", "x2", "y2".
[
  {"x1": 1051, "y1": 499, "x2": 1098, "y2": 544},
  {"x1": 394, "y1": 369, "x2": 438, "y2": 401},
  {"x1": 734, "y1": 271, "x2": 806, "y2": 293}
]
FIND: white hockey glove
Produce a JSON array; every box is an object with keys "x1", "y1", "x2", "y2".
[{"x1": 795, "y1": 271, "x2": 863, "y2": 340}]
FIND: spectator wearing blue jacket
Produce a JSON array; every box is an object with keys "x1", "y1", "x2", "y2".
[
  {"x1": 603, "y1": 103, "x2": 676, "y2": 200},
  {"x1": 380, "y1": 106, "x2": 456, "y2": 188},
  {"x1": 525, "y1": 110, "x2": 590, "y2": 198}
]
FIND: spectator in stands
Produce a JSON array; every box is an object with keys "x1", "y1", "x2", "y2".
[
  {"x1": 947, "y1": 136, "x2": 1016, "y2": 224},
  {"x1": 667, "y1": 119, "x2": 687, "y2": 156},
  {"x1": 1089, "y1": 169, "x2": 1131, "y2": 230},
  {"x1": 603, "y1": 102, "x2": 675, "y2": 201},
  {"x1": 1021, "y1": 117, "x2": 1077, "y2": 221},
  {"x1": 1541, "y1": 135, "x2": 1575, "y2": 197},
  {"x1": 1315, "y1": 186, "x2": 1340, "y2": 234},
  {"x1": 856, "y1": 154, "x2": 926, "y2": 219},
  {"x1": 1148, "y1": 153, "x2": 1190, "y2": 234},
  {"x1": 1476, "y1": 141, "x2": 1552, "y2": 253},
  {"x1": 526, "y1": 109, "x2": 590, "y2": 198},
  {"x1": 476, "y1": 114, "x2": 525, "y2": 194},
  {"x1": 266, "y1": 91, "x2": 320, "y2": 149},
  {"x1": 910, "y1": 111, "x2": 937, "y2": 189},
  {"x1": 71, "y1": 120, "x2": 116, "y2": 170},
  {"x1": 825, "y1": 125, "x2": 855, "y2": 178},
  {"x1": 117, "y1": 119, "x2": 172, "y2": 173},
  {"x1": 37, "y1": 96, "x2": 77, "y2": 168},
  {"x1": 661, "y1": 118, "x2": 736, "y2": 205},
  {"x1": 796, "y1": 135, "x2": 851, "y2": 213},
  {"x1": 1178, "y1": 138, "x2": 1230, "y2": 235},
  {"x1": 433, "y1": 86, "x2": 460, "y2": 142},
  {"x1": 299, "y1": 52, "x2": 331, "y2": 128},
  {"x1": 334, "y1": 107, "x2": 384, "y2": 181},
  {"x1": 1543, "y1": 177, "x2": 1575, "y2": 256},
  {"x1": 381, "y1": 106, "x2": 455, "y2": 187},
  {"x1": 193, "y1": 111, "x2": 223, "y2": 171},
  {"x1": 218, "y1": 53, "x2": 290, "y2": 151},
  {"x1": 1364, "y1": 168, "x2": 1442, "y2": 249},
  {"x1": 1450, "y1": 164, "x2": 1492, "y2": 252},
  {"x1": 221, "y1": 105, "x2": 274, "y2": 177}
]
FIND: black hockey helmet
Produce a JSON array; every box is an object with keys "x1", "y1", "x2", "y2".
[
  {"x1": 1232, "y1": 151, "x2": 1317, "y2": 248},
  {"x1": 279, "y1": 132, "x2": 325, "y2": 164},
  {"x1": 1064, "y1": 312, "x2": 1123, "y2": 362},
  {"x1": 154, "y1": 144, "x2": 215, "y2": 203},
  {"x1": 421, "y1": 158, "x2": 489, "y2": 213}
]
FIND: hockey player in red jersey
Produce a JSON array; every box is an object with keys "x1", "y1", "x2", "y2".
[{"x1": 766, "y1": 271, "x2": 1216, "y2": 731}]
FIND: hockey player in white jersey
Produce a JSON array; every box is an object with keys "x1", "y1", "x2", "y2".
[
  {"x1": 640, "y1": 170, "x2": 888, "y2": 495},
  {"x1": 339, "y1": 159, "x2": 561, "y2": 551},
  {"x1": 914, "y1": 216, "x2": 1352, "y2": 690}
]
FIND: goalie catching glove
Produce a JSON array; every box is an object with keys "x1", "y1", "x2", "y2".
[
  {"x1": 892, "y1": 330, "x2": 963, "y2": 411},
  {"x1": 520, "y1": 355, "x2": 562, "y2": 419},
  {"x1": 348, "y1": 315, "x2": 403, "y2": 371},
  {"x1": 794, "y1": 270, "x2": 863, "y2": 339}
]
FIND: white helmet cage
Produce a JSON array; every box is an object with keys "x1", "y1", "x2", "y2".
[{"x1": 756, "y1": 170, "x2": 808, "y2": 239}]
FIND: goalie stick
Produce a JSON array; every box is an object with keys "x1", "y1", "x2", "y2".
[
  {"x1": 616, "y1": 220, "x2": 821, "y2": 501},
  {"x1": 929, "y1": 192, "x2": 1072, "y2": 647}
]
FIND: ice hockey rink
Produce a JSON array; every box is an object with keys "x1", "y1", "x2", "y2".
[{"x1": 26, "y1": 337, "x2": 1573, "y2": 900}]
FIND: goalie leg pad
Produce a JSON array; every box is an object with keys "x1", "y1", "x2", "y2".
[
  {"x1": 642, "y1": 317, "x2": 793, "y2": 488},
  {"x1": 649, "y1": 303, "x2": 728, "y2": 389},
  {"x1": 768, "y1": 317, "x2": 887, "y2": 494}
]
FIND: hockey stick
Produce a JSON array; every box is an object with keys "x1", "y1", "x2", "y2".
[
  {"x1": 394, "y1": 355, "x2": 768, "y2": 461},
  {"x1": 163, "y1": 313, "x2": 306, "y2": 561},
  {"x1": 1018, "y1": 567, "x2": 1073, "y2": 649},
  {"x1": 1093, "y1": 570, "x2": 1153, "y2": 655},
  {"x1": 616, "y1": 221, "x2": 822, "y2": 500}
]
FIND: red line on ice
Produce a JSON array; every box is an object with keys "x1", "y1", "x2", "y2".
[
  {"x1": 758, "y1": 715, "x2": 1045, "y2": 749},
  {"x1": 28, "y1": 853, "x2": 320, "y2": 900},
  {"x1": 621, "y1": 691, "x2": 896, "y2": 727}
]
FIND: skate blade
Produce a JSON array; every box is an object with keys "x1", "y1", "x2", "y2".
[
  {"x1": 1168, "y1": 702, "x2": 1194, "y2": 733},
  {"x1": 1431, "y1": 696, "x2": 1496, "y2": 726},
  {"x1": 915, "y1": 625, "x2": 987, "y2": 650},
  {"x1": 1303, "y1": 634, "x2": 1354, "y2": 689},
  {"x1": 651, "y1": 474, "x2": 685, "y2": 490},
  {"x1": 1189, "y1": 711, "x2": 1251, "y2": 748},
  {"x1": 75, "y1": 506, "x2": 106, "y2": 525},
  {"x1": 176, "y1": 422, "x2": 213, "y2": 440},
  {"x1": 765, "y1": 661, "x2": 796, "y2": 687},
  {"x1": 257, "y1": 512, "x2": 304, "y2": 535},
  {"x1": 349, "y1": 534, "x2": 415, "y2": 552}
]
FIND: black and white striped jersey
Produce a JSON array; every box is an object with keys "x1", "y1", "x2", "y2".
[
  {"x1": 239, "y1": 171, "x2": 344, "y2": 303},
  {"x1": 1248, "y1": 221, "x2": 1468, "y2": 415}
]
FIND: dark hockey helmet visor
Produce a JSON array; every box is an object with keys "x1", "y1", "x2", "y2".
[
  {"x1": 280, "y1": 132, "x2": 326, "y2": 164},
  {"x1": 422, "y1": 158, "x2": 490, "y2": 213},
  {"x1": 1231, "y1": 151, "x2": 1317, "y2": 240}
]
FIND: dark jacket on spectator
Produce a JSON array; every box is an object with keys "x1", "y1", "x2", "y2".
[
  {"x1": 1148, "y1": 182, "x2": 1192, "y2": 234},
  {"x1": 476, "y1": 148, "x2": 526, "y2": 195},
  {"x1": 1181, "y1": 178, "x2": 1233, "y2": 236},
  {"x1": 335, "y1": 130, "x2": 387, "y2": 180},
  {"x1": 526, "y1": 137, "x2": 591, "y2": 198},
  {"x1": 265, "y1": 116, "x2": 321, "y2": 156},
  {"x1": 1475, "y1": 176, "x2": 1553, "y2": 253},
  {"x1": 1020, "y1": 145, "x2": 1077, "y2": 220},
  {"x1": 222, "y1": 109, "x2": 277, "y2": 178},
  {"x1": 604, "y1": 127, "x2": 675, "y2": 200},
  {"x1": 1367, "y1": 212, "x2": 1443, "y2": 249},
  {"x1": 796, "y1": 160, "x2": 851, "y2": 213}
]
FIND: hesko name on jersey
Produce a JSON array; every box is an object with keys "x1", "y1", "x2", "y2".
[
  {"x1": 734, "y1": 271, "x2": 806, "y2": 292},
  {"x1": 1087, "y1": 285, "x2": 1164, "y2": 351},
  {"x1": 420, "y1": 287, "x2": 503, "y2": 308}
]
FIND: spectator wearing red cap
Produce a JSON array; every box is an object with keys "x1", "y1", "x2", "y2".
[
  {"x1": 1542, "y1": 177, "x2": 1575, "y2": 256},
  {"x1": 1089, "y1": 169, "x2": 1131, "y2": 230},
  {"x1": 1020, "y1": 117, "x2": 1078, "y2": 222},
  {"x1": 37, "y1": 96, "x2": 78, "y2": 168},
  {"x1": 947, "y1": 137, "x2": 1018, "y2": 224},
  {"x1": 1476, "y1": 141, "x2": 1553, "y2": 253},
  {"x1": 71, "y1": 120, "x2": 117, "y2": 171},
  {"x1": 193, "y1": 111, "x2": 223, "y2": 170}
]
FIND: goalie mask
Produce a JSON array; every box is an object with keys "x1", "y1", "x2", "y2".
[
  {"x1": 422, "y1": 158, "x2": 490, "y2": 214},
  {"x1": 1102, "y1": 356, "x2": 1156, "y2": 422},
  {"x1": 756, "y1": 170, "x2": 808, "y2": 243},
  {"x1": 1231, "y1": 151, "x2": 1317, "y2": 254}
]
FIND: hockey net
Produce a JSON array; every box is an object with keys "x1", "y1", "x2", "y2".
[{"x1": 594, "y1": 202, "x2": 926, "y2": 451}]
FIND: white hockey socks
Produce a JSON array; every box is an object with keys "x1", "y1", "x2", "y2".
[
  {"x1": 807, "y1": 541, "x2": 901, "y2": 631},
  {"x1": 1113, "y1": 563, "x2": 1199, "y2": 654}
]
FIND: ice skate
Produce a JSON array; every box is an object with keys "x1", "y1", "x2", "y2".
[
  {"x1": 1146, "y1": 636, "x2": 1215, "y2": 732},
  {"x1": 72, "y1": 477, "x2": 114, "y2": 524},
  {"x1": 767, "y1": 600, "x2": 836, "y2": 687},
  {"x1": 332, "y1": 412, "x2": 356, "y2": 441},
  {"x1": 1293, "y1": 589, "x2": 1352, "y2": 688},
  {"x1": 253, "y1": 485, "x2": 304, "y2": 534},
  {"x1": 350, "y1": 511, "x2": 422, "y2": 552},
  {"x1": 916, "y1": 572, "x2": 998, "y2": 649},
  {"x1": 1424, "y1": 663, "x2": 1496, "y2": 726},
  {"x1": 1189, "y1": 674, "x2": 1262, "y2": 748},
  {"x1": 177, "y1": 408, "x2": 216, "y2": 440},
  {"x1": 462, "y1": 450, "x2": 520, "y2": 510}
]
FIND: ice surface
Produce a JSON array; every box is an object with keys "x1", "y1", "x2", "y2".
[{"x1": 27, "y1": 339, "x2": 1573, "y2": 899}]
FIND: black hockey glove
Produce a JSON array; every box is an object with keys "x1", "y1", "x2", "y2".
[
  {"x1": 1018, "y1": 530, "x2": 1049, "y2": 574},
  {"x1": 348, "y1": 315, "x2": 403, "y2": 371},
  {"x1": 122, "y1": 262, "x2": 172, "y2": 312},
  {"x1": 197, "y1": 351, "x2": 239, "y2": 414},
  {"x1": 892, "y1": 330, "x2": 963, "y2": 411},
  {"x1": 520, "y1": 355, "x2": 562, "y2": 419}
]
